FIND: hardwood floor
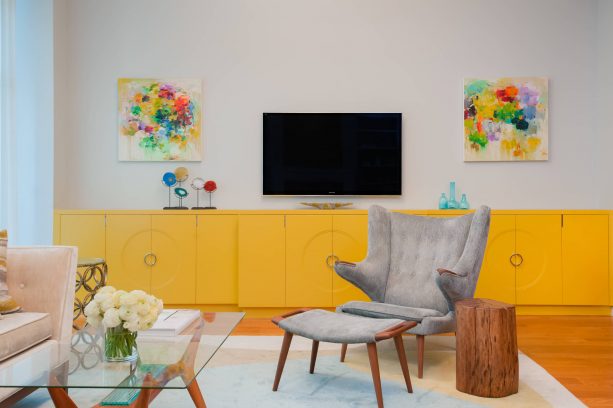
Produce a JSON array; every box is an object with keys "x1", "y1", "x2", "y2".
[{"x1": 233, "y1": 315, "x2": 613, "y2": 407}]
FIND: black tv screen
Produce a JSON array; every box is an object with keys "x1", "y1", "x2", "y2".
[{"x1": 263, "y1": 113, "x2": 402, "y2": 196}]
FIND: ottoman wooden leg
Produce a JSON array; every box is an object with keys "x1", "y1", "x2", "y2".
[
  {"x1": 416, "y1": 335, "x2": 425, "y2": 379},
  {"x1": 340, "y1": 343, "x2": 347, "y2": 362},
  {"x1": 273, "y1": 332, "x2": 293, "y2": 391},
  {"x1": 393, "y1": 335, "x2": 413, "y2": 393},
  {"x1": 367, "y1": 343, "x2": 384, "y2": 408},
  {"x1": 310, "y1": 340, "x2": 319, "y2": 374}
]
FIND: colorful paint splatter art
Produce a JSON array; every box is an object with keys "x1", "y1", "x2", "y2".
[
  {"x1": 118, "y1": 79, "x2": 202, "y2": 161},
  {"x1": 464, "y1": 77, "x2": 548, "y2": 161}
]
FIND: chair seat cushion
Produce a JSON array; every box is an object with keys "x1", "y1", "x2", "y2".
[
  {"x1": 0, "y1": 312, "x2": 52, "y2": 362},
  {"x1": 338, "y1": 301, "x2": 445, "y2": 322},
  {"x1": 279, "y1": 309, "x2": 405, "y2": 344}
]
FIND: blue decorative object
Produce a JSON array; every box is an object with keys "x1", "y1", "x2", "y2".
[
  {"x1": 460, "y1": 194, "x2": 469, "y2": 209},
  {"x1": 174, "y1": 187, "x2": 189, "y2": 209},
  {"x1": 162, "y1": 172, "x2": 178, "y2": 209},
  {"x1": 162, "y1": 172, "x2": 177, "y2": 187},
  {"x1": 447, "y1": 181, "x2": 458, "y2": 209},
  {"x1": 438, "y1": 193, "x2": 448, "y2": 209}
]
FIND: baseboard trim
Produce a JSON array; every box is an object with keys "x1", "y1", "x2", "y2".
[{"x1": 515, "y1": 305, "x2": 612, "y2": 315}]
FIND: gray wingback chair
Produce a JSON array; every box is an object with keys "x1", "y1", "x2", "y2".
[{"x1": 334, "y1": 205, "x2": 490, "y2": 378}]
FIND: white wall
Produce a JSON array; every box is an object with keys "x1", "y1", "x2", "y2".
[
  {"x1": 54, "y1": 0, "x2": 604, "y2": 210},
  {"x1": 597, "y1": 0, "x2": 613, "y2": 208}
]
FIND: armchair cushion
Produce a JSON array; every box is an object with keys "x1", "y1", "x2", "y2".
[
  {"x1": 337, "y1": 301, "x2": 444, "y2": 322},
  {"x1": 0, "y1": 312, "x2": 51, "y2": 362},
  {"x1": 0, "y1": 230, "x2": 20, "y2": 314}
]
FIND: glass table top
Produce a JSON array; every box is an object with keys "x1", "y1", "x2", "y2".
[{"x1": 0, "y1": 312, "x2": 244, "y2": 390}]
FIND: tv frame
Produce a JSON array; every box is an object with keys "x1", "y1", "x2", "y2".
[{"x1": 262, "y1": 112, "x2": 402, "y2": 197}]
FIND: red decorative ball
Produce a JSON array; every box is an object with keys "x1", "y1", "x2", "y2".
[{"x1": 204, "y1": 180, "x2": 217, "y2": 193}]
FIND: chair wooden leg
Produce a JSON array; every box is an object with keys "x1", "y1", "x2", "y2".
[
  {"x1": 273, "y1": 332, "x2": 293, "y2": 391},
  {"x1": 367, "y1": 343, "x2": 384, "y2": 408},
  {"x1": 310, "y1": 340, "x2": 319, "y2": 374},
  {"x1": 340, "y1": 343, "x2": 348, "y2": 362},
  {"x1": 416, "y1": 334, "x2": 425, "y2": 379},
  {"x1": 393, "y1": 335, "x2": 413, "y2": 393}
]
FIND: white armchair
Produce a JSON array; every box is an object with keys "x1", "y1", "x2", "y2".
[{"x1": 0, "y1": 246, "x2": 77, "y2": 406}]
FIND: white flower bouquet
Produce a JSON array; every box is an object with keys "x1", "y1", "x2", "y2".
[{"x1": 84, "y1": 286, "x2": 163, "y2": 361}]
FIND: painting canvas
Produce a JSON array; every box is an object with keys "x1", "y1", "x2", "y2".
[
  {"x1": 464, "y1": 77, "x2": 548, "y2": 161},
  {"x1": 118, "y1": 78, "x2": 202, "y2": 161}
]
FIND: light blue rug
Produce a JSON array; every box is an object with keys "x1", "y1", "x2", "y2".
[{"x1": 14, "y1": 336, "x2": 585, "y2": 407}]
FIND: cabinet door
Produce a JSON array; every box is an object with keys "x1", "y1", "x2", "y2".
[
  {"x1": 563, "y1": 215, "x2": 609, "y2": 305},
  {"x1": 196, "y1": 215, "x2": 238, "y2": 304},
  {"x1": 332, "y1": 215, "x2": 369, "y2": 305},
  {"x1": 286, "y1": 216, "x2": 333, "y2": 307},
  {"x1": 515, "y1": 215, "x2": 562, "y2": 305},
  {"x1": 151, "y1": 215, "x2": 197, "y2": 304},
  {"x1": 59, "y1": 215, "x2": 106, "y2": 259},
  {"x1": 106, "y1": 215, "x2": 151, "y2": 293},
  {"x1": 238, "y1": 215, "x2": 286, "y2": 307},
  {"x1": 474, "y1": 215, "x2": 516, "y2": 303}
]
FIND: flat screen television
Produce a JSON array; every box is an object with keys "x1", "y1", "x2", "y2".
[{"x1": 263, "y1": 113, "x2": 402, "y2": 196}]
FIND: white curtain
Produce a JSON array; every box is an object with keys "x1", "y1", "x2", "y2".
[
  {"x1": 0, "y1": 0, "x2": 53, "y2": 245},
  {"x1": 0, "y1": 0, "x2": 16, "y2": 239}
]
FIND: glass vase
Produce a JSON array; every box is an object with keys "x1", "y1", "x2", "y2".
[{"x1": 104, "y1": 326, "x2": 138, "y2": 362}]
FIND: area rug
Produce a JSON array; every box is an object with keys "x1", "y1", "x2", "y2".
[{"x1": 15, "y1": 336, "x2": 585, "y2": 407}]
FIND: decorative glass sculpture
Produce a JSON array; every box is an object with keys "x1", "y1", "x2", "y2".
[
  {"x1": 203, "y1": 180, "x2": 217, "y2": 209},
  {"x1": 460, "y1": 194, "x2": 470, "y2": 209},
  {"x1": 447, "y1": 181, "x2": 459, "y2": 209},
  {"x1": 191, "y1": 177, "x2": 206, "y2": 209},
  {"x1": 174, "y1": 187, "x2": 189, "y2": 209},
  {"x1": 162, "y1": 172, "x2": 177, "y2": 209},
  {"x1": 439, "y1": 193, "x2": 448, "y2": 209}
]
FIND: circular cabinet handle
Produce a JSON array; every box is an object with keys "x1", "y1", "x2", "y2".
[
  {"x1": 509, "y1": 254, "x2": 517, "y2": 267},
  {"x1": 144, "y1": 253, "x2": 157, "y2": 266},
  {"x1": 325, "y1": 255, "x2": 333, "y2": 268},
  {"x1": 332, "y1": 255, "x2": 340, "y2": 264},
  {"x1": 515, "y1": 253, "x2": 523, "y2": 267}
]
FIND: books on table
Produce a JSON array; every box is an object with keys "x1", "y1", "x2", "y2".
[{"x1": 138, "y1": 309, "x2": 201, "y2": 337}]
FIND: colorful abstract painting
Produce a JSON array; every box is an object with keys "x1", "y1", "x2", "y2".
[
  {"x1": 118, "y1": 78, "x2": 202, "y2": 161},
  {"x1": 464, "y1": 77, "x2": 548, "y2": 161}
]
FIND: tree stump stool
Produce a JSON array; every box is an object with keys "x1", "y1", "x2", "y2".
[{"x1": 455, "y1": 298, "x2": 518, "y2": 398}]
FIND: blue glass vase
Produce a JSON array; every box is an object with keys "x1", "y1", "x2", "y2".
[
  {"x1": 447, "y1": 182, "x2": 458, "y2": 209},
  {"x1": 438, "y1": 193, "x2": 448, "y2": 209},
  {"x1": 460, "y1": 194, "x2": 469, "y2": 209}
]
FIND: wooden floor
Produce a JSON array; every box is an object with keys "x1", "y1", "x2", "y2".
[{"x1": 233, "y1": 315, "x2": 613, "y2": 408}]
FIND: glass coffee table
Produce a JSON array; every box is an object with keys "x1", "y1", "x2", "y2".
[{"x1": 0, "y1": 311, "x2": 244, "y2": 407}]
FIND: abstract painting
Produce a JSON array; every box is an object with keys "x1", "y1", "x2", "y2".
[
  {"x1": 464, "y1": 77, "x2": 548, "y2": 161},
  {"x1": 118, "y1": 78, "x2": 202, "y2": 161}
]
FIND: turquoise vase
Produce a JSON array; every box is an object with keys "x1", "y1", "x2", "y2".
[
  {"x1": 438, "y1": 193, "x2": 448, "y2": 209},
  {"x1": 447, "y1": 182, "x2": 458, "y2": 209},
  {"x1": 460, "y1": 194, "x2": 469, "y2": 209}
]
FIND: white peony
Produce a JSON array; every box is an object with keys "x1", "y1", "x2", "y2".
[
  {"x1": 97, "y1": 286, "x2": 116, "y2": 295},
  {"x1": 118, "y1": 305, "x2": 137, "y2": 321},
  {"x1": 123, "y1": 319, "x2": 139, "y2": 332},
  {"x1": 102, "y1": 308, "x2": 121, "y2": 328},
  {"x1": 86, "y1": 313, "x2": 102, "y2": 328},
  {"x1": 112, "y1": 290, "x2": 128, "y2": 307},
  {"x1": 84, "y1": 299, "x2": 100, "y2": 317},
  {"x1": 120, "y1": 292, "x2": 138, "y2": 306}
]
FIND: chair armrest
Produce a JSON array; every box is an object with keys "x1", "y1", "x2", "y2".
[
  {"x1": 436, "y1": 268, "x2": 465, "y2": 277},
  {"x1": 7, "y1": 246, "x2": 77, "y2": 344},
  {"x1": 334, "y1": 260, "x2": 386, "y2": 302}
]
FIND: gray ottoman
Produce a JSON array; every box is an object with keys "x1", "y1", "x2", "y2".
[{"x1": 271, "y1": 309, "x2": 417, "y2": 408}]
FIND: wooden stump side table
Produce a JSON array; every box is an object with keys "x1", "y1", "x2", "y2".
[{"x1": 455, "y1": 298, "x2": 518, "y2": 398}]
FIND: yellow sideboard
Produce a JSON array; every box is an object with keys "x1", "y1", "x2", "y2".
[{"x1": 54, "y1": 209, "x2": 613, "y2": 316}]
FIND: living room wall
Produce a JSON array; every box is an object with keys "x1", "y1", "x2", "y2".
[{"x1": 54, "y1": 0, "x2": 607, "y2": 210}]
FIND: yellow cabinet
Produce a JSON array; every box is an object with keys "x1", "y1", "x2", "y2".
[
  {"x1": 475, "y1": 215, "x2": 516, "y2": 304},
  {"x1": 196, "y1": 215, "x2": 238, "y2": 304},
  {"x1": 151, "y1": 215, "x2": 196, "y2": 304},
  {"x1": 332, "y1": 215, "x2": 369, "y2": 305},
  {"x1": 106, "y1": 215, "x2": 151, "y2": 293},
  {"x1": 286, "y1": 216, "x2": 333, "y2": 307},
  {"x1": 238, "y1": 215, "x2": 286, "y2": 307},
  {"x1": 562, "y1": 215, "x2": 609, "y2": 305},
  {"x1": 58, "y1": 214, "x2": 106, "y2": 258},
  {"x1": 516, "y1": 215, "x2": 562, "y2": 305}
]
